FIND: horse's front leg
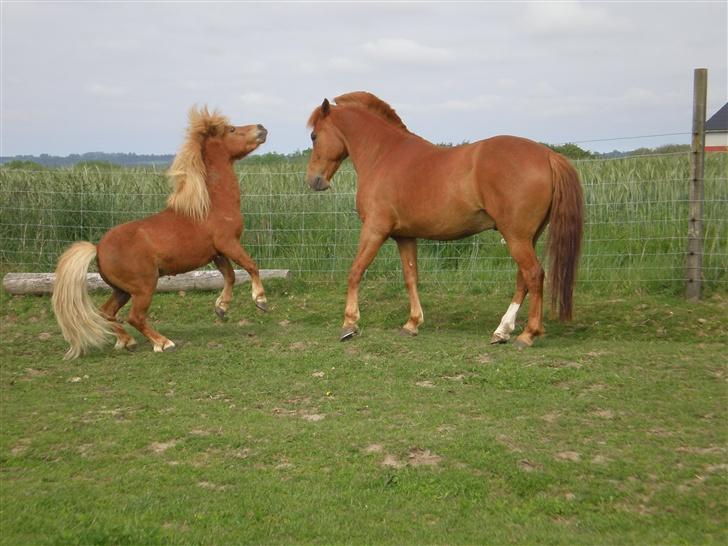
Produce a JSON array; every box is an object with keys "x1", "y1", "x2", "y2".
[
  {"x1": 394, "y1": 236, "x2": 423, "y2": 335},
  {"x1": 217, "y1": 241, "x2": 268, "y2": 312},
  {"x1": 341, "y1": 226, "x2": 388, "y2": 341}
]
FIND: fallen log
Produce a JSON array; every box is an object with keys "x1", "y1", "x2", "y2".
[{"x1": 2, "y1": 269, "x2": 291, "y2": 296}]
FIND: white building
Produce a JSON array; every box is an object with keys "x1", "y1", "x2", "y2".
[{"x1": 705, "y1": 102, "x2": 727, "y2": 152}]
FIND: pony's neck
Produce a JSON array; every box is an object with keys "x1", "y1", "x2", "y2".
[
  {"x1": 203, "y1": 140, "x2": 240, "y2": 209},
  {"x1": 332, "y1": 107, "x2": 413, "y2": 178}
]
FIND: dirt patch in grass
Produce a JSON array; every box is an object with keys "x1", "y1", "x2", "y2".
[
  {"x1": 380, "y1": 447, "x2": 443, "y2": 468},
  {"x1": 555, "y1": 451, "x2": 581, "y2": 462},
  {"x1": 10, "y1": 438, "x2": 31, "y2": 456},
  {"x1": 272, "y1": 404, "x2": 326, "y2": 422},
  {"x1": 198, "y1": 481, "x2": 229, "y2": 492},
  {"x1": 149, "y1": 440, "x2": 179, "y2": 454}
]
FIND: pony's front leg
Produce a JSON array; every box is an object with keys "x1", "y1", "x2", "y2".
[
  {"x1": 212, "y1": 255, "x2": 235, "y2": 319},
  {"x1": 218, "y1": 243, "x2": 268, "y2": 312},
  {"x1": 341, "y1": 226, "x2": 388, "y2": 341},
  {"x1": 394, "y1": 236, "x2": 423, "y2": 335}
]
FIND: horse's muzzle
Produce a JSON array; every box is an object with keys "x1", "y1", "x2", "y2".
[
  {"x1": 256, "y1": 125, "x2": 267, "y2": 143},
  {"x1": 308, "y1": 175, "x2": 330, "y2": 191}
]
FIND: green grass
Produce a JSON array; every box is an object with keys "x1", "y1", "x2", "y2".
[
  {"x1": 2, "y1": 280, "x2": 726, "y2": 545},
  {"x1": 1, "y1": 152, "x2": 726, "y2": 293}
]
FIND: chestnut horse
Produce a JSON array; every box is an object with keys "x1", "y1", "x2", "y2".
[
  {"x1": 52, "y1": 107, "x2": 268, "y2": 359},
  {"x1": 306, "y1": 92, "x2": 584, "y2": 347}
]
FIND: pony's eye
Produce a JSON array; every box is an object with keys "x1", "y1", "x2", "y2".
[
  {"x1": 229, "y1": 126, "x2": 236, "y2": 133},
  {"x1": 310, "y1": 132, "x2": 317, "y2": 142}
]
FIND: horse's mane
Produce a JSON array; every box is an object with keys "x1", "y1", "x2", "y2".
[
  {"x1": 166, "y1": 106, "x2": 229, "y2": 221},
  {"x1": 307, "y1": 91, "x2": 409, "y2": 133}
]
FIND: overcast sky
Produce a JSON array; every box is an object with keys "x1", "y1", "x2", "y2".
[{"x1": 2, "y1": 1, "x2": 726, "y2": 156}]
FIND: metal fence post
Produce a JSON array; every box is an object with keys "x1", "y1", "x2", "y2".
[{"x1": 687, "y1": 68, "x2": 707, "y2": 299}]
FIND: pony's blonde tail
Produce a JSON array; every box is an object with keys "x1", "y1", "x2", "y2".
[{"x1": 52, "y1": 242, "x2": 112, "y2": 359}]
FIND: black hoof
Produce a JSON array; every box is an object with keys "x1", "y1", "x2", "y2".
[
  {"x1": 215, "y1": 307, "x2": 227, "y2": 320},
  {"x1": 255, "y1": 300, "x2": 269, "y2": 312}
]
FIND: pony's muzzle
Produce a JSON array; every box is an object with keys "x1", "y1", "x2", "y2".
[
  {"x1": 308, "y1": 175, "x2": 330, "y2": 191},
  {"x1": 256, "y1": 125, "x2": 267, "y2": 143}
]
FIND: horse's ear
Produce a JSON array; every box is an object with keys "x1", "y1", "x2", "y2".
[{"x1": 321, "y1": 98, "x2": 330, "y2": 117}]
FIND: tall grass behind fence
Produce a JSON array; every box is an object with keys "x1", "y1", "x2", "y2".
[{"x1": 1, "y1": 152, "x2": 726, "y2": 294}]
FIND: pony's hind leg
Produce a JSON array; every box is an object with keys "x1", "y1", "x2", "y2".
[
  {"x1": 394, "y1": 237, "x2": 424, "y2": 335},
  {"x1": 212, "y1": 255, "x2": 235, "y2": 319},
  {"x1": 126, "y1": 289, "x2": 175, "y2": 352},
  {"x1": 99, "y1": 288, "x2": 136, "y2": 350}
]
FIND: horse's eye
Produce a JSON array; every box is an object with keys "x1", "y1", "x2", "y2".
[
  {"x1": 229, "y1": 126, "x2": 236, "y2": 133},
  {"x1": 310, "y1": 132, "x2": 316, "y2": 142}
]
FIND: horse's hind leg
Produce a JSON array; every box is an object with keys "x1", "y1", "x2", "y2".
[
  {"x1": 100, "y1": 288, "x2": 136, "y2": 350},
  {"x1": 491, "y1": 270, "x2": 527, "y2": 344},
  {"x1": 394, "y1": 237, "x2": 424, "y2": 335},
  {"x1": 126, "y1": 289, "x2": 175, "y2": 352},
  {"x1": 212, "y1": 255, "x2": 235, "y2": 319},
  {"x1": 504, "y1": 238, "x2": 545, "y2": 348}
]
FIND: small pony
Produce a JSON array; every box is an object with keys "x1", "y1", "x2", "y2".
[
  {"x1": 306, "y1": 92, "x2": 584, "y2": 347},
  {"x1": 52, "y1": 107, "x2": 268, "y2": 359}
]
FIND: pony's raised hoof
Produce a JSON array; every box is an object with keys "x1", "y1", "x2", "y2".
[
  {"x1": 255, "y1": 299, "x2": 269, "y2": 312},
  {"x1": 215, "y1": 306, "x2": 227, "y2": 320},
  {"x1": 340, "y1": 325, "x2": 359, "y2": 341}
]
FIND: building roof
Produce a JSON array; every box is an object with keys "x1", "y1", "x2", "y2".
[{"x1": 706, "y1": 102, "x2": 728, "y2": 132}]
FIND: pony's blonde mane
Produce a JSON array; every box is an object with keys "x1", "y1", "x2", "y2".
[
  {"x1": 166, "y1": 106, "x2": 229, "y2": 221},
  {"x1": 307, "y1": 92, "x2": 409, "y2": 133}
]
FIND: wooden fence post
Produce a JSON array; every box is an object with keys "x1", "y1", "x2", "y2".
[{"x1": 687, "y1": 68, "x2": 707, "y2": 300}]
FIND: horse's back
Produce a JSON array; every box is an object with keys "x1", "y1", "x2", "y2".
[{"x1": 97, "y1": 210, "x2": 216, "y2": 289}]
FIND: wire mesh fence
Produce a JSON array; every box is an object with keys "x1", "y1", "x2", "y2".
[{"x1": 1, "y1": 151, "x2": 726, "y2": 294}]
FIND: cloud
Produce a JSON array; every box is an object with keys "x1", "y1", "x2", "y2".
[
  {"x1": 524, "y1": 1, "x2": 627, "y2": 35},
  {"x1": 436, "y1": 94, "x2": 502, "y2": 112},
  {"x1": 85, "y1": 83, "x2": 129, "y2": 97},
  {"x1": 238, "y1": 92, "x2": 288, "y2": 108},
  {"x1": 362, "y1": 38, "x2": 453, "y2": 64},
  {"x1": 327, "y1": 57, "x2": 366, "y2": 71}
]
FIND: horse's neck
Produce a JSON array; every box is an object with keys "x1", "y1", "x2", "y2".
[
  {"x1": 334, "y1": 108, "x2": 410, "y2": 178},
  {"x1": 203, "y1": 143, "x2": 240, "y2": 210}
]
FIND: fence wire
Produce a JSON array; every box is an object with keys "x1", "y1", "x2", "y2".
[{"x1": 1, "y1": 151, "x2": 726, "y2": 293}]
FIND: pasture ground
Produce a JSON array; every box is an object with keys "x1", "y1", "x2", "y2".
[{"x1": 1, "y1": 280, "x2": 727, "y2": 545}]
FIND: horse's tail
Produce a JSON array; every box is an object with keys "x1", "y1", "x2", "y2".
[
  {"x1": 546, "y1": 153, "x2": 584, "y2": 321},
  {"x1": 52, "y1": 241, "x2": 112, "y2": 359}
]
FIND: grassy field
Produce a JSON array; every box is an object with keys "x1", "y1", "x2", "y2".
[
  {"x1": 1, "y1": 152, "x2": 727, "y2": 294},
  {"x1": 1, "y1": 279, "x2": 726, "y2": 545}
]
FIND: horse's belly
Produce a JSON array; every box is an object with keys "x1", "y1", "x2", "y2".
[{"x1": 395, "y1": 210, "x2": 495, "y2": 240}]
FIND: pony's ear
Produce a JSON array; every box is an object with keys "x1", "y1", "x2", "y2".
[{"x1": 321, "y1": 98, "x2": 330, "y2": 117}]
